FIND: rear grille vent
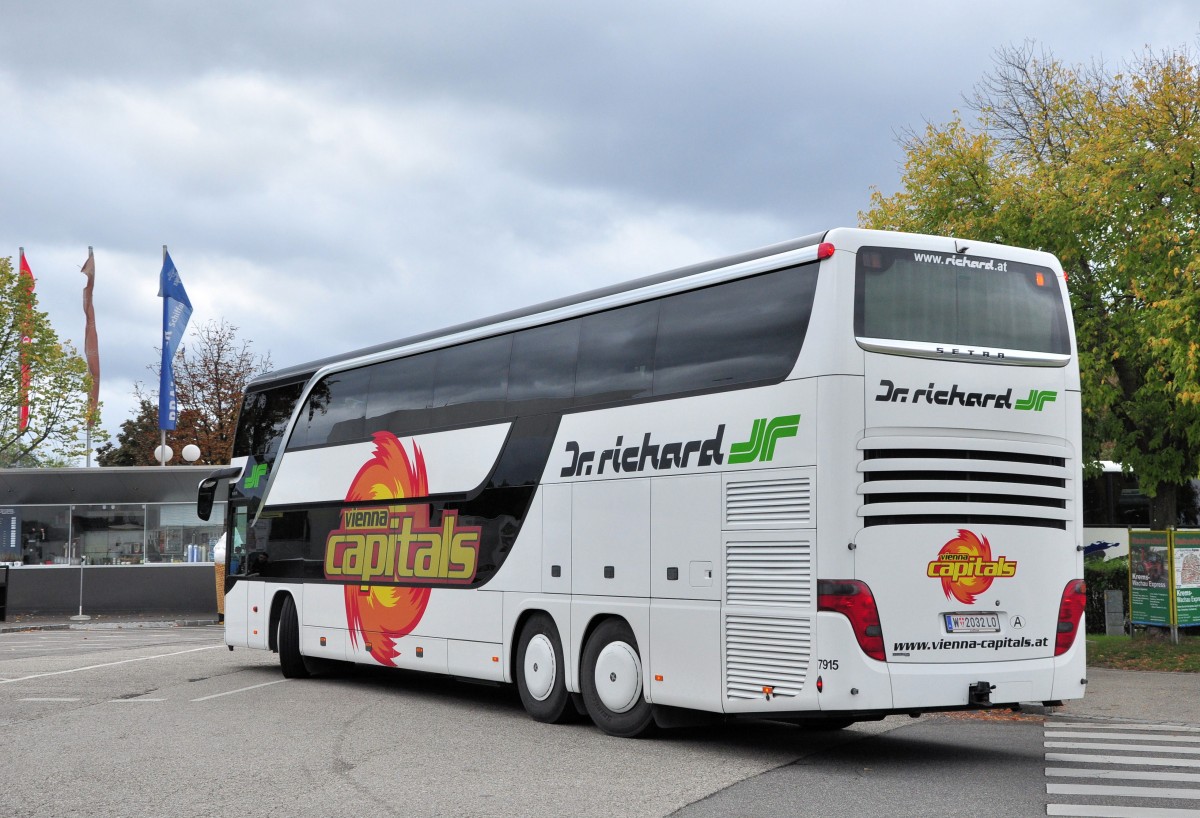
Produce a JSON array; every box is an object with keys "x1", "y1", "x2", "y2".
[
  {"x1": 858, "y1": 437, "x2": 1072, "y2": 529},
  {"x1": 725, "y1": 539, "x2": 812, "y2": 608},
  {"x1": 725, "y1": 614, "x2": 810, "y2": 699}
]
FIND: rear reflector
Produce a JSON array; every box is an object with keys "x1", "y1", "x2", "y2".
[
  {"x1": 818, "y1": 579, "x2": 885, "y2": 661},
  {"x1": 1055, "y1": 579, "x2": 1087, "y2": 656}
]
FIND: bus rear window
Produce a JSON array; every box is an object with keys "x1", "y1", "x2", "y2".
[{"x1": 854, "y1": 246, "x2": 1070, "y2": 354}]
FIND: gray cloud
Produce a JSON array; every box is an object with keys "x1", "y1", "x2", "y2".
[{"x1": 2, "y1": 1, "x2": 1197, "y2": 457}]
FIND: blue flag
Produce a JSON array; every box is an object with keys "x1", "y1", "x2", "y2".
[{"x1": 158, "y1": 251, "x2": 193, "y2": 430}]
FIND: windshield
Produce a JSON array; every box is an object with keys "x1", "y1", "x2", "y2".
[{"x1": 854, "y1": 246, "x2": 1070, "y2": 355}]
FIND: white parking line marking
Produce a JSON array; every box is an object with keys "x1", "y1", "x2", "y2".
[
  {"x1": 19, "y1": 697, "x2": 82, "y2": 702},
  {"x1": 191, "y1": 678, "x2": 290, "y2": 701},
  {"x1": 0, "y1": 645, "x2": 220, "y2": 684}
]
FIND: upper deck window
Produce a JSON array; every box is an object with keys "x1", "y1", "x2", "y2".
[{"x1": 854, "y1": 246, "x2": 1070, "y2": 355}]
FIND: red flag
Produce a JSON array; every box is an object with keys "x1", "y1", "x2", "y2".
[
  {"x1": 17, "y1": 249, "x2": 34, "y2": 433},
  {"x1": 80, "y1": 248, "x2": 100, "y2": 428}
]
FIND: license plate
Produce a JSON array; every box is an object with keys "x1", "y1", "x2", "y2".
[{"x1": 944, "y1": 613, "x2": 1000, "y2": 633}]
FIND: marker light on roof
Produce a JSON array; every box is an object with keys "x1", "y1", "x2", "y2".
[{"x1": 817, "y1": 242, "x2": 835, "y2": 260}]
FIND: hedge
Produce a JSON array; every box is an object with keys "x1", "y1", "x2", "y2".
[{"x1": 1084, "y1": 556, "x2": 1128, "y2": 634}]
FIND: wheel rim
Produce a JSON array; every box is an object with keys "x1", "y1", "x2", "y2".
[
  {"x1": 593, "y1": 640, "x2": 642, "y2": 714},
  {"x1": 524, "y1": 634, "x2": 557, "y2": 702}
]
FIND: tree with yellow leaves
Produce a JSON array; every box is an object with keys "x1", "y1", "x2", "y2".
[{"x1": 862, "y1": 42, "x2": 1200, "y2": 526}]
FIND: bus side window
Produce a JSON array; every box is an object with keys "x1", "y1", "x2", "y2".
[
  {"x1": 653, "y1": 267, "x2": 815, "y2": 396},
  {"x1": 289, "y1": 368, "x2": 370, "y2": 449},
  {"x1": 507, "y1": 320, "x2": 579, "y2": 416},
  {"x1": 575, "y1": 301, "x2": 658, "y2": 406},
  {"x1": 366, "y1": 354, "x2": 434, "y2": 437},
  {"x1": 432, "y1": 335, "x2": 512, "y2": 428}
]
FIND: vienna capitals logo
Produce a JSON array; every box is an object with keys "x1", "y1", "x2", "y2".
[{"x1": 729, "y1": 414, "x2": 800, "y2": 464}]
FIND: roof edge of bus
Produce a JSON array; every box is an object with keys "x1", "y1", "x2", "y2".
[{"x1": 250, "y1": 230, "x2": 831, "y2": 389}]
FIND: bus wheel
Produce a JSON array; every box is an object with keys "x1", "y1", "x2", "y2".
[
  {"x1": 516, "y1": 614, "x2": 574, "y2": 724},
  {"x1": 581, "y1": 618, "x2": 654, "y2": 738},
  {"x1": 277, "y1": 595, "x2": 310, "y2": 679}
]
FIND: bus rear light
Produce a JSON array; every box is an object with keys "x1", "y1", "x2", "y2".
[
  {"x1": 818, "y1": 579, "x2": 885, "y2": 662},
  {"x1": 1055, "y1": 579, "x2": 1087, "y2": 656},
  {"x1": 817, "y1": 242, "x2": 835, "y2": 260}
]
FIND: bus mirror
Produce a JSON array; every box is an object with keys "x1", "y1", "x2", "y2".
[{"x1": 197, "y1": 466, "x2": 243, "y2": 521}]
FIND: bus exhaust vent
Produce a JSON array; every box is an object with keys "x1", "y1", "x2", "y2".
[
  {"x1": 725, "y1": 614, "x2": 809, "y2": 699},
  {"x1": 724, "y1": 474, "x2": 812, "y2": 528},
  {"x1": 725, "y1": 538, "x2": 812, "y2": 608},
  {"x1": 857, "y1": 436, "x2": 1072, "y2": 530}
]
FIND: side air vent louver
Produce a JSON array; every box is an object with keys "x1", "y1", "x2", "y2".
[
  {"x1": 725, "y1": 539, "x2": 812, "y2": 608},
  {"x1": 725, "y1": 614, "x2": 810, "y2": 699},
  {"x1": 857, "y1": 436, "x2": 1073, "y2": 530},
  {"x1": 725, "y1": 474, "x2": 812, "y2": 528}
]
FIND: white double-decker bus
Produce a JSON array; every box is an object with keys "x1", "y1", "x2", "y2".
[{"x1": 199, "y1": 227, "x2": 1086, "y2": 736}]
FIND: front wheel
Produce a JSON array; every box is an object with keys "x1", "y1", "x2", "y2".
[
  {"x1": 277, "y1": 595, "x2": 310, "y2": 679},
  {"x1": 580, "y1": 618, "x2": 654, "y2": 738}
]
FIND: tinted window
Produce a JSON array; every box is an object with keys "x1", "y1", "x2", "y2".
[
  {"x1": 575, "y1": 300, "x2": 659, "y2": 405},
  {"x1": 289, "y1": 368, "x2": 370, "y2": 449},
  {"x1": 432, "y1": 335, "x2": 512, "y2": 426},
  {"x1": 854, "y1": 246, "x2": 1070, "y2": 354},
  {"x1": 233, "y1": 381, "x2": 304, "y2": 458},
  {"x1": 507, "y1": 320, "x2": 579, "y2": 414},
  {"x1": 654, "y1": 266, "x2": 815, "y2": 395},
  {"x1": 365, "y1": 354, "x2": 434, "y2": 436}
]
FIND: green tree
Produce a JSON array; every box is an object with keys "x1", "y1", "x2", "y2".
[
  {"x1": 0, "y1": 256, "x2": 95, "y2": 466},
  {"x1": 861, "y1": 42, "x2": 1200, "y2": 526}
]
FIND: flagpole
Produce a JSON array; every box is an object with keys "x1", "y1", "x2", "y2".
[
  {"x1": 85, "y1": 246, "x2": 93, "y2": 467},
  {"x1": 161, "y1": 245, "x2": 168, "y2": 467},
  {"x1": 18, "y1": 245, "x2": 24, "y2": 441}
]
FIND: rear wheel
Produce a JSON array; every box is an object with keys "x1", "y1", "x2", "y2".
[
  {"x1": 277, "y1": 595, "x2": 310, "y2": 679},
  {"x1": 516, "y1": 614, "x2": 575, "y2": 723},
  {"x1": 580, "y1": 618, "x2": 654, "y2": 738}
]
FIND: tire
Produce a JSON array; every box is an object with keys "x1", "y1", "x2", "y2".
[
  {"x1": 516, "y1": 614, "x2": 575, "y2": 724},
  {"x1": 580, "y1": 618, "x2": 655, "y2": 738},
  {"x1": 277, "y1": 595, "x2": 310, "y2": 679}
]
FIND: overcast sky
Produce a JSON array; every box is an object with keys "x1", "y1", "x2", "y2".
[{"x1": 2, "y1": 1, "x2": 1197, "y2": 459}]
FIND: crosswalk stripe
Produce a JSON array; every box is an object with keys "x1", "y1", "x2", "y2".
[
  {"x1": 1047, "y1": 731, "x2": 1200, "y2": 744},
  {"x1": 1048, "y1": 782, "x2": 1200, "y2": 799},
  {"x1": 1046, "y1": 721, "x2": 1200, "y2": 816},
  {"x1": 1047, "y1": 752, "x2": 1200, "y2": 768},
  {"x1": 1049, "y1": 723, "x2": 1200, "y2": 733},
  {"x1": 1047, "y1": 741, "x2": 1200, "y2": 755},
  {"x1": 1047, "y1": 805, "x2": 1200, "y2": 816},
  {"x1": 1047, "y1": 767, "x2": 1200, "y2": 783}
]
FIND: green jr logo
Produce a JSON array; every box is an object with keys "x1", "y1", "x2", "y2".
[
  {"x1": 729, "y1": 414, "x2": 801, "y2": 464},
  {"x1": 1014, "y1": 389, "x2": 1058, "y2": 412},
  {"x1": 243, "y1": 463, "x2": 269, "y2": 489}
]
